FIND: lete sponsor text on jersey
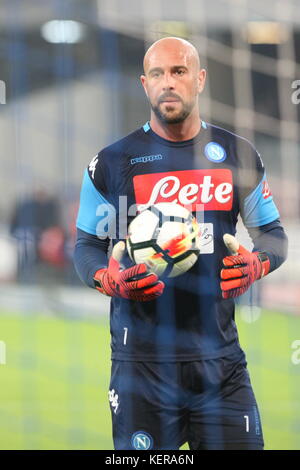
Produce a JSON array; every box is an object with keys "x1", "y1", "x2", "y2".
[{"x1": 133, "y1": 169, "x2": 233, "y2": 211}]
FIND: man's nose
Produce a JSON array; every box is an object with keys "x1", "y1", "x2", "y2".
[{"x1": 162, "y1": 72, "x2": 175, "y2": 90}]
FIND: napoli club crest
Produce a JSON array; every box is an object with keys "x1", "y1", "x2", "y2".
[{"x1": 204, "y1": 142, "x2": 227, "y2": 163}]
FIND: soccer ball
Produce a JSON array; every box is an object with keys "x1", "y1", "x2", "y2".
[{"x1": 126, "y1": 203, "x2": 201, "y2": 278}]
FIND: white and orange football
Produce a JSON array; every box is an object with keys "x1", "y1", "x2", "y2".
[{"x1": 126, "y1": 203, "x2": 201, "y2": 278}]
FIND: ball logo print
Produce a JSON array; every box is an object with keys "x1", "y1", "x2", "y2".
[
  {"x1": 204, "y1": 142, "x2": 227, "y2": 163},
  {"x1": 131, "y1": 431, "x2": 153, "y2": 450}
]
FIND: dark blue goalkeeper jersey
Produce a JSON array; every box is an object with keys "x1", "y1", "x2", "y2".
[{"x1": 76, "y1": 121, "x2": 281, "y2": 361}]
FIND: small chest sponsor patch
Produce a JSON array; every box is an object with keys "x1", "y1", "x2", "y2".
[{"x1": 199, "y1": 223, "x2": 214, "y2": 254}]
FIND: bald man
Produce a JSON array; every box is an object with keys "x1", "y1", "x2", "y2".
[
  {"x1": 74, "y1": 37, "x2": 287, "y2": 450},
  {"x1": 141, "y1": 37, "x2": 205, "y2": 138}
]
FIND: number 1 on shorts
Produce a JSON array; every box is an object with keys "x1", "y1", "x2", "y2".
[{"x1": 244, "y1": 415, "x2": 249, "y2": 432}]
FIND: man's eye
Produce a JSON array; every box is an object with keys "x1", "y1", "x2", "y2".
[{"x1": 176, "y1": 69, "x2": 185, "y2": 75}]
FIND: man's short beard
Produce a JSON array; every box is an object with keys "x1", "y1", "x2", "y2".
[{"x1": 151, "y1": 101, "x2": 193, "y2": 124}]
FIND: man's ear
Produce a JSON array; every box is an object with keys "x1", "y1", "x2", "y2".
[
  {"x1": 140, "y1": 74, "x2": 148, "y2": 96},
  {"x1": 198, "y1": 68, "x2": 206, "y2": 94}
]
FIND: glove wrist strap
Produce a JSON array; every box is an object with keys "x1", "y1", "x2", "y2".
[
  {"x1": 256, "y1": 252, "x2": 270, "y2": 278},
  {"x1": 93, "y1": 268, "x2": 110, "y2": 295}
]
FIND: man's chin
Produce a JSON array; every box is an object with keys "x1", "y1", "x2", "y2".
[
  {"x1": 158, "y1": 112, "x2": 188, "y2": 124},
  {"x1": 162, "y1": 117, "x2": 186, "y2": 124},
  {"x1": 151, "y1": 103, "x2": 191, "y2": 124}
]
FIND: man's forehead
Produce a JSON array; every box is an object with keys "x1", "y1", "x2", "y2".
[
  {"x1": 146, "y1": 49, "x2": 190, "y2": 69},
  {"x1": 143, "y1": 39, "x2": 200, "y2": 72}
]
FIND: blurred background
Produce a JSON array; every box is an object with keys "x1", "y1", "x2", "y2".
[{"x1": 0, "y1": 0, "x2": 299, "y2": 450}]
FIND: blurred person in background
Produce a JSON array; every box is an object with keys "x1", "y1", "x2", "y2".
[{"x1": 10, "y1": 188, "x2": 65, "y2": 283}]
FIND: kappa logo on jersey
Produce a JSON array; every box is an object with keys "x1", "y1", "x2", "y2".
[
  {"x1": 131, "y1": 431, "x2": 153, "y2": 450},
  {"x1": 89, "y1": 155, "x2": 99, "y2": 179},
  {"x1": 133, "y1": 169, "x2": 233, "y2": 212},
  {"x1": 262, "y1": 179, "x2": 272, "y2": 199},
  {"x1": 204, "y1": 142, "x2": 227, "y2": 163},
  {"x1": 130, "y1": 154, "x2": 163, "y2": 165},
  {"x1": 108, "y1": 389, "x2": 120, "y2": 414}
]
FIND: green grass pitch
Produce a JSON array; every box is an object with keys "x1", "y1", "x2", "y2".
[{"x1": 0, "y1": 308, "x2": 299, "y2": 449}]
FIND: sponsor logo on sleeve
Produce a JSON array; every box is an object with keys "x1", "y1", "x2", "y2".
[{"x1": 262, "y1": 179, "x2": 272, "y2": 199}]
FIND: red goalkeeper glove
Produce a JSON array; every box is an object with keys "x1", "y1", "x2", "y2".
[
  {"x1": 220, "y1": 234, "x2": 270, "y2": 299},
  {"x1": 93, "y1": 241, "x2": 164, "y2": 302}
]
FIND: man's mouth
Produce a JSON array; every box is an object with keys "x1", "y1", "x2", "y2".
[
  {"x1": 159, "y1": 95, "x2": 181, "y2": 104},
  {"x1": 160, "y1": 99, "x2": 181, "y2": 104}
]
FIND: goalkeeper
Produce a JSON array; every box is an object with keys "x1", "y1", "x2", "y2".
[{"x1": 74, "y1": 37, "x2": 288, "y2": 450}]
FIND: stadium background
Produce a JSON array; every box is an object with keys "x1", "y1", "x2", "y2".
[{"x1": 0, "y1": 0, "x2": 299, "y2": 450}]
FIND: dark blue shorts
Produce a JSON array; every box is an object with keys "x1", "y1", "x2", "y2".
[{"x1": 108, "y1": 350, "x2": 264, "y2": 450}]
